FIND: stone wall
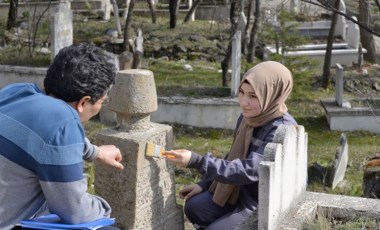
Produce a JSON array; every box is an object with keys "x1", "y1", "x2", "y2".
[{"x1": 0, "y1": 65, "x2": 46, "y2": 89}]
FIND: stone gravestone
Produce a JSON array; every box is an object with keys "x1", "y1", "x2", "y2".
[
  {"x1": 334, "y1": 63, "x2": 351, "y2": 108},
  {"x1": 231, "y1": 31, "x2": 241, "y2": 97},
  {"x1": 347, "y1": 16, "x2": 360, "y2": 49},
  {"x1": 335, "y1": 64, "x2": 344, "y2": 107},
  {"x1": 336, "y1": 0, "x2": 346, "y2": 40},
  {"x1": 117, "y1": 51, "x2": 134, "y2": 70},
  {"x1": 290, "y1": 0, "x2": 299, "y2": 13},
  {"x1": 257, "y1": 125, "x2": 308, "y2": 230},
  {"x1": 51, "y1": 1, "x2": 73, "y2": 61},
  {"x1": 94, "y1": 69, "x2": 184, "y2": 229},
  {"x1": 328, "y1": 133, "x2": 349, "y2": 189}
]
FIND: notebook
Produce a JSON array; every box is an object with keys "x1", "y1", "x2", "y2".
[{"x1": 19, "y1": 214, "x2": 115, "y2": 230}]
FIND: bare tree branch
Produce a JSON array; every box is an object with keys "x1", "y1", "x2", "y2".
[{"x1": 301, "y1": 0, "x2": 380, "y2": 37}]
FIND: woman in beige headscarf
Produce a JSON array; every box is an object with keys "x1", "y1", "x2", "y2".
[{"x1": 164, "y1": 61, "x2": 297, "y2": 230}]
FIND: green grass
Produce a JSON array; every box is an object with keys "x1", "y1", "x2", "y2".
[
  {"x1": 72, "y1": 16, "x2": 380, "y2": 200},
  {"x1": 131, "y1": 16, "x2": 230, "y2": 39},
  {"x1": 86, "y1": 91, "x2": 380, "y2": 199},
  {"x1": 0, "y1": 46, "x2": 51, "y2": 67},
  {"x1": 147, "y1": 59, "x2": 223, "y2": 87},
  {"x1": 73, "y1": 16, "x2": 115, "y2": 43},
  {"x1": 1, "y1": 11, "x2": 379, "y2": 225}
]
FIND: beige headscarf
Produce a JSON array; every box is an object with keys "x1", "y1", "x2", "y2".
[{"x1": 209, "y1": 61, "x2": 293, "y2": 207}]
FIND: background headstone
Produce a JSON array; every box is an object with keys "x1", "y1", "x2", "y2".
[
  {"x1": 347, "y1": 16, "x2": 360, "y2": 49},
  {"x1": 51, "y1": 1, "x2": 73, "y2": 61},
  {"x1": 329, "y1": 133, "x2": 349, "y2": 189},
  {"x1": 335, "y1": 63, "x2": 344, "y2": 107},
  {"x1": 335, "y1": 0, "x2": 347, "y2": 40}
]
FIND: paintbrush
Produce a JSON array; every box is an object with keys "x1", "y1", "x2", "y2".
[{"x1": 145, "y1": 143, "x2": 175, "y2": 158}]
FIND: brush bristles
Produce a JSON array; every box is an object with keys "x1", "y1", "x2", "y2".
[
  {"x1": 154, "y1": 144, "x2": 163, "y2": 157},
  {"x1": 145, "y1": 143, "x2": 165, "y2": 158}
]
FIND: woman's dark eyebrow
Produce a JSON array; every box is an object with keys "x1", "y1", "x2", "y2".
[{"x1": 239, "y1": 87, "x2": 256, "y2": 94}]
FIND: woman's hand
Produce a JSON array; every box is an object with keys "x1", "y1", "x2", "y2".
[
  {"x1": 96, "y1": 145, "x2": 124, "y2": 170},
  {"x1": 163, "y1": 149, "x2": 192, "y2": 167},
  {"x1": 179, "y1": 184, "x2": 203, "y2": 200}
]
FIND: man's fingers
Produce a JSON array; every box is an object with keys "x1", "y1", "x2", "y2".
[
  {"x1": 113, "y1": 162, "x2": 124, "y2": 170},
  {"x1": 117, "y1": 163, "x2": 124, "y2": 170},
  {"x1": 115, "y1": 154, "x2": 122, "y2": 161}
]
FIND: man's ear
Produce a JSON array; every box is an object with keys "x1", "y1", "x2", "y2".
[{"x1": 75, "y1": 96, "x2": 92, "y2": 113}]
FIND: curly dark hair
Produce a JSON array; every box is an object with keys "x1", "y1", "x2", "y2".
[{"x1": 44, "y1": 43, "x2": 117, "y2": 103}]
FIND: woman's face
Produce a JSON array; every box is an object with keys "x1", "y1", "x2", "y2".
[{"x1": 238, "y1": 82, "x2": 262, "y2": 118}]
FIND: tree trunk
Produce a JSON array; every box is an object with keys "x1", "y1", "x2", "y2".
[
  {"x1": 242, "y1": 0, "x2": 254, "y2": 55},
  {"x1": 124, "y1": 0, "x2": 131, "y2": 20},
  {"x1": 247, "y1": 0, "x2": 260, "y2": 63},
  {"x1": 183, "y1": 0, "x2": 202, "y2": 23},
  {"x1": 123, "y1": 0, "x2": 136, "y2": 52},
  {"x1": 147, "y1": 0, "x2": 157, "y2": 23},
  {"x1": 169, "y1": 0, "x2": 180, "y2": 29},
  {"x1": 111, "y1": 0, "x2": 122, "y2": 35},
  {"x1": 221, "y1": 0, "x2": 242, "y2": 87},
  {"x1": 375, "y1": 0, "x2": 380, "y2": 10},
  {"x1": 322, "y1": 0, "x2": 340, "y2": 89},
  {"x1": 6, "y1": 0, "x2": 18, "y2": 30},
  {"x1": 359, "y1": 0, "x2": 377, "y2": 63}
]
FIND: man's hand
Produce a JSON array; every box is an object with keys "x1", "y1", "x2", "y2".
[
  {"x1": 96, "y1": 145, "x2": 124, "y2": 170},
  {"x1": 179, "y1": 184, "x2": 202, "y2": 200},
  {"x1": 163, "y1": 149, "x2": 192, "y2": 167}
]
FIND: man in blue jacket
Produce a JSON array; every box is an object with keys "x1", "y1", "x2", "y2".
[{"x1": 0, "y1": 43, "x2": 123, "y2": 230}]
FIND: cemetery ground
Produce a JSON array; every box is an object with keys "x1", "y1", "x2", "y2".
[
  {"x1": 84, "y1": 61, "x2": 380, "y2": 229},
  {"x1": 1, "y1": 14, "x2": 380, "y2": 229}
]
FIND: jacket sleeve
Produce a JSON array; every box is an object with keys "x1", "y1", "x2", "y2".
[
  {"x1": 187, "y1": 116, "x2": 293, "y2": 186},
  {"x1": 187, "y1": 137, "x2": 271, "y2": 186},
  {"x1": 83, "y1": 137, "x2": 99, "y2": 162},
  {"x1": 196, "y1": 179, "x2": 213, "y2": 191},
  {"x1": 191, "y1": 115, "x2": 243, "y2": 190}
]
